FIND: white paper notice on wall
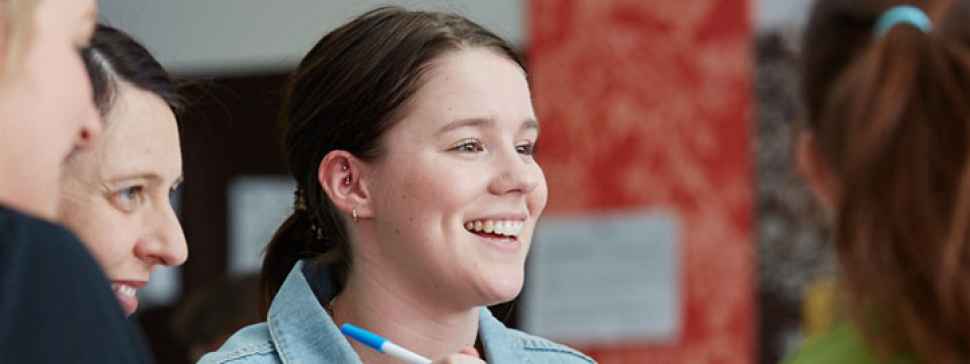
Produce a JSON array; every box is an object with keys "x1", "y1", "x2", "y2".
[
  {"x1": 228, "y1": 176, "x2": 296, "y2": 275},
  {"x1": 521, "y1": 209, "x2": 681, "y2": 344}
]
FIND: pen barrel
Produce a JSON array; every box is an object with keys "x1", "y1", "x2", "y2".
[{"x1": 382, "y1": 342, "x2": 432, "y2": 364}]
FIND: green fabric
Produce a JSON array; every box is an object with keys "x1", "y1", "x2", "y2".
[{"x1": 783, "y1": 323, "x2": 914, "y2": 364}]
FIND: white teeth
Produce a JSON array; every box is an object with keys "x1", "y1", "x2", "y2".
[
  {"x1": 112, "y1": 284, "x2": 137, "y2": 297},
  {"x1": 464, "y1": 219, "x2": 524, "y2": 238}
]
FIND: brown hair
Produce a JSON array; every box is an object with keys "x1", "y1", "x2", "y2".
[
  {"x1": 82, "y1": 24, "x2": 183, "y2": 117},
  {"x1": 260, "y1": 6, "x2": 522, "y2": 315},
  {"x1": 172, "y1": 274, "x2": 261, "y2": 362},
  {"x1": 802, "y1": 0, "x2": 970, "y2": 361}
]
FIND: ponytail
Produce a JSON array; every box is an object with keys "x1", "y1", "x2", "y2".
[
  {"x1": 802, "y1": 0, "x2": 970, "y2": 361},
  {"x1": 259, "y1": 198, "x2": 351, "y2": 318},
  {"x1": 259, "y1": 212, "x2": 314, "y2": 317}
]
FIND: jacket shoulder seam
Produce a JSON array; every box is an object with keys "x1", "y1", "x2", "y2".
[{"x1": 207, "y1": 341, "x2": 277, "y2": 363}]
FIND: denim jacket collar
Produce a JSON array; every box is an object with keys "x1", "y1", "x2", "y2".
[
  {"x1": 266, "y1": 260, "x2": 359, "y2": 363},
  {"x1": 479, "y1": 303, "x2": 520, "y2": 361},
  {"x1": 268, "y1": 260, "x2": 528, "y2": 363}
]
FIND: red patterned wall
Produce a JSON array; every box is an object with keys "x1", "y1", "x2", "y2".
[{"x1": 530, "y1": 1, "x2": 755, "y2": 363}]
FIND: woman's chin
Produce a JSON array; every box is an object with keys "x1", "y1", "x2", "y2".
[{"x1": 474, "y1": 273, "x2": 524, "y2": 306}]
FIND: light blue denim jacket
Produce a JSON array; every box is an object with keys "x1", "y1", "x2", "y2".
[{"x1": 198, "y1": 260, "x2": 595, "y2": 364}]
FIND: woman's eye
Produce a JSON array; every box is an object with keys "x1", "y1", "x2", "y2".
[
  {"x1": 452, "y1": 140, "x2": 485, "y2": 153},
  {"x1": 516, "y1": 141, "x2": 537, "y2": 156},
  {"x1": 112, "y1": 186, "x2": 144, "y2": 212}
]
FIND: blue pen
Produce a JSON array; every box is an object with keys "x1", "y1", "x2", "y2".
[{"x1": 341, "y1": 323, "x2": 432, "y2": 364}]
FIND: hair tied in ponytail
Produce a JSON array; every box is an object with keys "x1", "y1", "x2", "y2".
[{"x1": 293, "y1": 188, "x2": 323, "y2": 240}]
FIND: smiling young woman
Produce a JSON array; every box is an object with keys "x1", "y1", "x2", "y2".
[{"x1": 199, "y1": 6, "x2": 593, "y2": 364}]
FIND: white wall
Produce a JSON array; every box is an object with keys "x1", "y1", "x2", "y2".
[
  {"x1": 98, "y1": 0, "x2": 524, "y2": 75},
  {"x1": 756, "y1": 0, "x2": 814, "y2": 31},
  {"x1": 98, "y1": 0, "x2": 812, "y2": 77},
  {"x1": 99, "y1": 0, "x2": 812, "y2": 73}
]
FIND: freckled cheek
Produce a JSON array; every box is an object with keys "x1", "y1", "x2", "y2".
[
  {"x1": 382, "y1": 178, "x2": 430, "y2": 242},
  {"x1": 394, "y1": 180, "x2": 464, "y2": 249},
  {"x1": 402, "y1": 172, "x2": 468, "y2": 213}
]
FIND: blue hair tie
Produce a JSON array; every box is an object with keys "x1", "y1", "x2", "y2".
[{"x1": 875, "y1": 5, "x2": 932, "y2": 37}]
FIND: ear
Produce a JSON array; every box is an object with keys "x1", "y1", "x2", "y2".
[
  {"x1": 318, "y1": 151, "x2": 373, "y2": 222},
  {"x1": 796, "y1": 131, "x2": 839, "y2": 211}
]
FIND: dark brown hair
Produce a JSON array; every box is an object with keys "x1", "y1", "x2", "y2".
[
  {"x1": 82, "y1": 24, "x2": 183, "y2": 117},
  {"x1": 172, "y1": 274, "x2": 261, "y2": 362},
  {"x1": 260, "y1": 6, "x2": 523, "y2": 315},
  {"x1": 802, "y1": 0, "x2": 970, "y2": 361}
]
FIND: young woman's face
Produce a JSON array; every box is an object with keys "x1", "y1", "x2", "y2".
[
  {"x1": 59, "y1": 81, "x2": 187, "y2": 316},
  {"x1": 0, "y1": 0, "x2": 100, "y2": 219},
  {"x1": 363, "y1": 48, "x2": 547, "y2": 308}
]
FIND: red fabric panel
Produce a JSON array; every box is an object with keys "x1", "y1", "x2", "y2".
[{"x1": 529, "y1": 1, "x2": 755, "y2": 362}]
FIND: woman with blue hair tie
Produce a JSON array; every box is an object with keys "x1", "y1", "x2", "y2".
[{"x1": 787, "y1": 1, "x2": 970, "y2": 363}]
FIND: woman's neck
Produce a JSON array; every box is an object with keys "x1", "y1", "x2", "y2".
[{"x1": 330, "y1": 263, "x2": 480, "y2": 364}]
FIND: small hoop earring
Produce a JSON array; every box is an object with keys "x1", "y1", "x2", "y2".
[{"x1": 352, "y1": 208, "x2": 359, "y2": 223}]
